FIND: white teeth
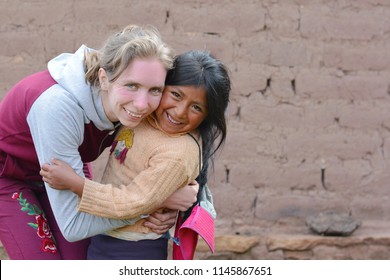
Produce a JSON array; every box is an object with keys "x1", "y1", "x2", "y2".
[
  {"x1": 124, "y1": 108, "x2": 142, "y2": 118},
  {"x1": 167, "y1": 113, "x2": 181, "y2": 124},
  {"x1": 130, "y1": 112, "x2": 142, "y2": 118}
]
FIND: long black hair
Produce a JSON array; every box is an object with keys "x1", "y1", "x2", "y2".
[{"x1": 165, "y1": 50, "x2": 231, "y2": 186}]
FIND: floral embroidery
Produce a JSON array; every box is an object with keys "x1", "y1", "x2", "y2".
[
  {"x1": 110, "y1": 128, "x2": 134, "y2": 164},
  {"x1": 12, "y1": 192, "x2": 57, "y2": 254},
  {"x1": 41, "y1": 238, "x2": 57, "y2": 253}
]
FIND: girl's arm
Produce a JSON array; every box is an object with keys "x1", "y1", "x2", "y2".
[
  {"x1": 41, "y1": 158, "x2": 199, "y2": 211},
  {"x1": 40, "y1": 136, "x2": 200, "y2": 220},
  {"x1": 40, "y1": 158, "x2": 197, "y2": 235},
  {"x1": 41, "y1": 158, "x2": 84, "y2": 196}
]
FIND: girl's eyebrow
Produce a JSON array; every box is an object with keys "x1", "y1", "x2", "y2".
[{"x1": 169, "y1": 86, "x2": 182, "y2": 93}]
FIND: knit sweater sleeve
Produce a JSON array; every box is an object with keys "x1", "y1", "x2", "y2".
[{"x1": 79, "y1": 139, "x2": 200, "y2": 219}]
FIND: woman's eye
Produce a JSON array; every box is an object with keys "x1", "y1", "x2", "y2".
[
  {"x1": 127, "y1": 84, "x2": 137, "y2": 90},
  {"x1": 150, "y1": 88, "x2": 163, "y2": 96}
]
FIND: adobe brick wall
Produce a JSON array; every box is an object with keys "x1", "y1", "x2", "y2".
[{"x1": 1, "y1": 0, "x2": 390, "y2": 259}]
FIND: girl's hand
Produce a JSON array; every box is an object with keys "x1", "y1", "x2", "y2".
[
  {"x1": 145, "y1": 181, "x2": 199, "y2": 234},
  {"x1": 40, "y1": 158, "x2": 84, "y2": 196},
  {"x1": 160, "y1": 181, "x2": 199, "y2": 211}
]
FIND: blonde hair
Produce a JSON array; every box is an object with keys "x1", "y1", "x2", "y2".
[{"x1": 84, "y1": 24, "x2": 174, "y2": 87}]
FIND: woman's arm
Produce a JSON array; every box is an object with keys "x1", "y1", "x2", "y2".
[{"x1": 28, "y1": 89, "x2": 137, "y2": 242}]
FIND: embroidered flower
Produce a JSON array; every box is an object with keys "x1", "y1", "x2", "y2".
[
  {"x1": 12, "y1": 192, "x2": 57, "y2": 254},
  {"x1": 36, "y1": 214, "x2": 52, "y2": 238},
  {"x1": 41, "y1": 238, "x2": 57, "y2": 254},
  {"x1": 12, "y1": 192, "x2": 20, "y2": 200}
]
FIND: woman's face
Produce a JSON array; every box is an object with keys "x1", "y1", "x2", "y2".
[
  {"x1": 101, "y1": 58, "x2": 167, "y2": 127},
  {"x1": 155, "y1": 85, "x2": 208, "y2": 134}
]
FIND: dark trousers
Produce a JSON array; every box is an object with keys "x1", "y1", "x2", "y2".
[{"x1": 87, "y1": 234, "x2": 168, "y2": 260}]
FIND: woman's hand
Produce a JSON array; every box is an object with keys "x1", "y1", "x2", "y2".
[
  {"x1": 40, "y1": 158, "x2": 84, "y2": 196},
  {"x1": 161, "y1": 181, "x2": 199, "y2": 211},
  {"x1": 144, "y1": 209, "x2": 178, "y2": 234}
]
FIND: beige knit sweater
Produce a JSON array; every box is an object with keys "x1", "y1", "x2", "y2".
[{"x1": 78, "y1": 117, "x2": 201, "y2": 240}]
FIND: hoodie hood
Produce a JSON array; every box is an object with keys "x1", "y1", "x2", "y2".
[{"x1": 47, "y1": 45, "x2": 113, "y2": 130}]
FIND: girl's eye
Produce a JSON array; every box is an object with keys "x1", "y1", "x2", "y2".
[
  {"x1": 193, "y1": 105, "x2": 203, "y2": 112},
  {"x1": 171, "y1": 91, "x2": 180, "y2": 98}
]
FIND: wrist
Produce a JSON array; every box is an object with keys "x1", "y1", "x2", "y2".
[{"x1": 71, "y1": 177, "x2": 85, "y2": 197}]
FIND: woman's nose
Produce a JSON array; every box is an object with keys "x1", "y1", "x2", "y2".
[{"x1": 132, "y1": 91, "x2": 149, "y2": 112}]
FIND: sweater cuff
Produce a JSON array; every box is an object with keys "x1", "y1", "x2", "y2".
[{"x1": 78, "y1": 178, "x2": 110, "y2": 217}]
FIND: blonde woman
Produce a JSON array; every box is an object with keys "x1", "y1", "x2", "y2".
[{"x1": 0, "y1": 25, "x2": 198, "y2": 260}]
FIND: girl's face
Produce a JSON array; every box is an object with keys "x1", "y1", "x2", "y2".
[
  {"x1": 100, "y1": 58, "x2": 166, "y2": 127},
  {"x1": 155, "y1": 85, "x2": 208, "y2": 134}
]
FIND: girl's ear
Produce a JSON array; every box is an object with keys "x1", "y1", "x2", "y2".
[{"x1": 98, "y1": 68, "x2": 109, "y2": 90}]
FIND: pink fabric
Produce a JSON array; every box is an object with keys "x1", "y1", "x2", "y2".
[{"x1": 173, "y1": 205, "x2": 215, "y2": 260}]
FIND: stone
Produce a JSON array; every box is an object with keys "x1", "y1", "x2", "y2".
[
  {"x1": 306, "y1": 211, "x2": 361, "y2": 236},
  {"x1": 197, "y1": 235, "x2": 259, "y2": 253}
]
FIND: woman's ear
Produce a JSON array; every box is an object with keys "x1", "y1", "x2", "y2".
[{"x1": 98, "y1": 68, "x2": 109, "y2": 91}]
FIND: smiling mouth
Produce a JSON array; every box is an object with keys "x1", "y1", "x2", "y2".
[
  {"x1": 124, "y1": 108, "x2": 143, "y2": 118},
  {"x1": 166, "y1": 112, "x2": 181, "y2": 125}
]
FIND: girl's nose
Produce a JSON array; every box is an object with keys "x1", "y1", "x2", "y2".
[{"x1": 175, "y1": 103, "x2": 187, "y2": 120}]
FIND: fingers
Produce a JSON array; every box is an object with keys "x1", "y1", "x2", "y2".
[
  {"x1": 173, "y1": 203, "x2": 193, "y2": 212},
  {"x1": 40, "y1": 158, "x2": 61, "y2": 176},
  {"x1": 41, "y1": 163, "x2": 51, "y2": 172},
  {"x1": 178, "y1": 205, "x2": 190, "y2": 212},
  {"x1": 40, "y1": 161, "x2": 56, "y2": 183},
  {"x1": 189, "y1": 180, "x2": 200, "y2": 191},
  {"x1": 41, "y1": 177, "x2": 50, "y2": 184},
  {"x1": 41, "y1": 158, "x2": 61, "y2": 169},
  {"x1": 40, "y1": 159, "x2": 63, "y2": 186},
  {"x1": 51, "y1": 158, "x2": 63, "y2": 166},
  {"x1": 143, "y1": 222, "x2": 171, "y2": 235},
  {"x1": 161, "y1": 209, "x2": 178, "y2": 219},
  {"x1": 189, "y1": 183, "x2": 199, "y2": 195},
  {"x1": 39, "y1": 168, "x2": 48, "y2": 178},
  {"x1": 143, "y1": 219, "x2": 171, "y2": 234},
  {"x1": 40, "y1": 163, "x2": 52, "y2": 179},
  {"x1": 144, "y1": 210, "x2": 177, "y2": 234},
  {"x1": 39, "y1": 169, "x2": 51, "y2": 184},
  {"x1": 148, "y1": 211, "x2": 175, "y2": 224}
]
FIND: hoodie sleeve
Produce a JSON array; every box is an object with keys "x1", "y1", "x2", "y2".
[{"x1": 27, "y1": 86, "x2": 137, "y2": 242}]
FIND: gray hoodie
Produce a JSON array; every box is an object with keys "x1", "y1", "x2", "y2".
[{"x1": 27, "y1": 45, "x2": 137, "y2": 242}]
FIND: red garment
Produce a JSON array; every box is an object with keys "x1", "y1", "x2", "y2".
[{"x1": 0, "y1": 70, "x2": 115, "y2": 182}]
